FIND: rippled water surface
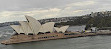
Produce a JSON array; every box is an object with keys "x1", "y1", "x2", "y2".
[{"x1": 1, "y1": 26, "x2": 111, "y2": 49}]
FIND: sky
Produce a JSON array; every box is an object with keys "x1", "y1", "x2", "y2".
[{"x1": 0, "y1": 0, "x2": 111, "y2": 23}]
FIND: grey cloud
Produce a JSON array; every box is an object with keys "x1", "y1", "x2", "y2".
[
  {"x1": 0, "y1": 0, "x2": 85, "y2": 11},
  {"x1": 0, "y1": 0, "x2": 110, "y2": 11},
  {"x1": 0, "y1": 0, "x2": 110, "y2": 23}
]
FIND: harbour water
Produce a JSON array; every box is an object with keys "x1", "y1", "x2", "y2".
[{"x1": 1, "y1": 26, "x2": 111, "y2": 49}]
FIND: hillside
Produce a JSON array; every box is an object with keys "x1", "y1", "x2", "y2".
[
  {"x1": 0, "y1": 11, "x2": 111, "y2": 28},
  {"x1": 56, "y1": 11, "x2": 111, "y2": 27}
]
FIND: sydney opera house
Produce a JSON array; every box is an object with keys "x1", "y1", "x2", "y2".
[
  {"x1": 1, "y1": 16, "x2": 81, "y2": 45},
  {"x1": 11, "y1": 16, "x2": 69, "y2": 35}
]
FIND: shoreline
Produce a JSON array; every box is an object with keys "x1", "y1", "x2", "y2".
[{"x1": 1, "y1": 32, "x2": 111, "y2": 45}]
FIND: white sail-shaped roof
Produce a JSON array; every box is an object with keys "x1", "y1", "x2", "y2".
[
  {"x1": 54, "y1": 25, "x2": 69, "y2": 33},
  {"x1": 54, "y1": 27, "x2": 60, "y2": 32},
  {"x1": 19, "y1": 21, "x2": 33, "y2": 34},
  {"x1": 39, "y1": 22, "x2": 55, "y2": 33},
  {"x1": 60, "y1": 25, "x2": 69, "y2": 33},
  {"x1": 10, "y1": 25, "x2": 24, "y2": 34},
  {"x1": 25, "y1": 16, "x2": 41, "y2": 34}
]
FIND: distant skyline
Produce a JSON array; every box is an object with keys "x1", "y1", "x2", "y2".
[{"x1": 0, "y1": 0, "x2": 111, "y2": 23}]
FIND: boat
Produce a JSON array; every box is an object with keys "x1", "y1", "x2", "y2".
[{"x1": 1, "y1": 16, "x2": 96, "y2": 45}]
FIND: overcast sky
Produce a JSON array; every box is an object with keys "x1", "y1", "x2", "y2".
[{"x1": 0, "y1": 0, "x2": 111, "y2": 23}]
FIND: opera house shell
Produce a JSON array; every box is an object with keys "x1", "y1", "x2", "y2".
[{"x1": 11, "y1": 16, "x2": 69, "y2": 35}]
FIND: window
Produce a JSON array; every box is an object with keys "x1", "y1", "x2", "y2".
[
  {"x1": 28, "y1": 33, "x2": 33, "y2": 35},
  {"x1": 38, "y1": 35, "x2": 58, "y2": 39},
  {"x1": 64, "y1": 33, "x2": 75, "y2": 35},
  {"x1": 20, "y1": 33, "x2": 25, "y2": 35}
]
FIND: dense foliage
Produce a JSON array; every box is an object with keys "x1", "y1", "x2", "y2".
[{"x1": 56, "y1": 11, "x2": 111, "y2": 29}]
